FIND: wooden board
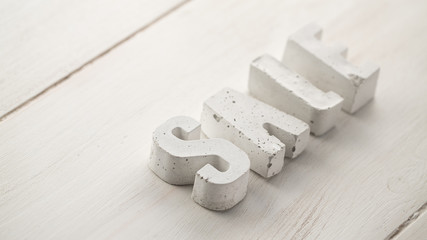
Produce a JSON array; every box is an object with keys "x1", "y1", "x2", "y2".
[
  {"x1": 1, "y1": 0, "x2": 426, "y2": 239},
  {"x1": 0, "y1": 0, "x2": 186, "y2": 119}
]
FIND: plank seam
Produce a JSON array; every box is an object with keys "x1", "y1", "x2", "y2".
[
  {"x1": 386, "y1": 202, "x2": 427, "y2": 240},
  {"x1": 0, "y1": 0, "x2": 192, "y2": 123}
]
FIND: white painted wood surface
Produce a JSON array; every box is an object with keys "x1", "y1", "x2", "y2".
[
  {"x1": 0, "y1": 0, "x2": 185, "y2": 118},
  {"x1": 0, "y1": 0, "x2": 426, "y2": 239}
]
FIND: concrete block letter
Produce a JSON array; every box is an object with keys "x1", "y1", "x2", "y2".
[
  {"x1": 282, "y1": 23, "x2": 380, "y2": 113},
  {"x1": 201, "y1": 88, "x2": 309, "y2": 178},
  {"x1": 149, "y1": 116, "x2": 250, "y2": 211},
  {"x1": 249, "y1": 54, "x2": 343, "y2": 135}
]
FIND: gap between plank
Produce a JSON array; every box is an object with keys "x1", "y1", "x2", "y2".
[
  {"x1": 386, "y1": 202, "x2": 427, "y2": 240},
  {"x1": 0, "y1": 0, "x2": 192, "y2": 123}
]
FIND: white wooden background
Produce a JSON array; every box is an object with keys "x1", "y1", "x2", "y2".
[{"x1": 1, "y1": 0, "x2": 426, "y2": 239}]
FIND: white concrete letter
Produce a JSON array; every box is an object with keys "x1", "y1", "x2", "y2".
[
  {"x1": 201, "y1": 88, "x2": 310, "y2": 178},
  {"x1": 282, "y1": 23, "x2": 380, "y2": 114},
  {"x1": 149, "y1": 116, "x2": 250, "y2": 211},
  {"x1": 249, "y1": 54, "x2": 343, "y2": 136}
]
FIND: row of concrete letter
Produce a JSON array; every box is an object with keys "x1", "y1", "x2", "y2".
[{"x1": 148, "y1": 24, "x2": 380, "y2": 211}]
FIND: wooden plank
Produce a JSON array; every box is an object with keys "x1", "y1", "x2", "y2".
[
  {"x1": 1, "y1": 0, "x2": 426, "y2": 239},
  {"x1": 0, "y1": 0, "x2": 186, "y2": 119}
]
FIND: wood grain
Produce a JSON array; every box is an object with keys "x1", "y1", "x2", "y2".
[
  {"x1": 0, "y1": 0, "x2": 426, "y2": 239},
  {"x1": 0, "y1": 0, "x2": 186, "y2": 119}
]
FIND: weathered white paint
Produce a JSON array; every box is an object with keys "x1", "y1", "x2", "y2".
[
  {"x1": 149, "y1": 116, "x2": 250, "y2": 211},
  {"x1": 201, "y1": 88, "x2": 310, "y2": 178},
  {"x1": 282, "y1": 23, "x2": 380, "y2": 114},
  {"x1": 0, "y1": 0, "x2": 185, "y2": 119},
  {"x1": 0, "y1": 0, "x2": 426, "y2": 239},
  {"x1": 249, "y1": 54, "x2": 343, "y2": 136}
]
